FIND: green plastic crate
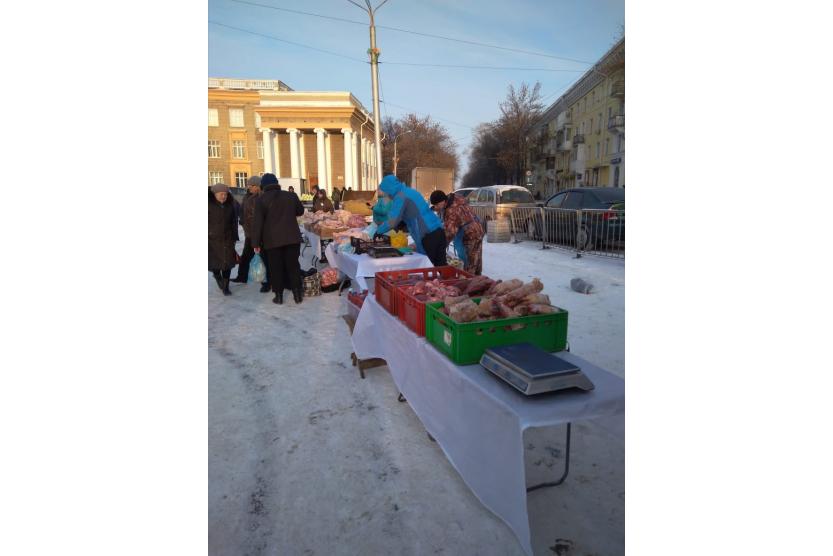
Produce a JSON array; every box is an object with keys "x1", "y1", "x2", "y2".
[{"x1": 424, "y1": 299, "x2": 568, "y2": 365}]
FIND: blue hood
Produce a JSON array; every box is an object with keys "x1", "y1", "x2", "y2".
[{"x1": 379, "y1": 175, "x2": 404, "y2": 197}]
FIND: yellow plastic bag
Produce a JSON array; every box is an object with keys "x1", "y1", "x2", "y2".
[{"x1": 390, "y1": 231, "x2": 408, "y2": 248}]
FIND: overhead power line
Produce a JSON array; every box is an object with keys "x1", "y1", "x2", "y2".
[
  {"x1": 381, "y1": 100, "x2": 475, "y2": 130},
  {"x1": 229, "y1": 0, "x2": 593, "y2": 65},
  {"x1": 211, "y1": 21, "x2": 589, "y2": 74},
  {"x1": 383, "y1": 62, "x2": 587, "y2": 72},
  {"x1": 208, "y1": 21, "x2": 366, "y2": 63}
]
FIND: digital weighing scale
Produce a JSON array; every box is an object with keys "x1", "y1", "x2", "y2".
[{"x1": 480, "y1": 343, "x2": 595, "y2": 396}]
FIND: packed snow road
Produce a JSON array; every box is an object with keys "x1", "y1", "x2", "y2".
[{"x1": 208, "y1": 234, "x2": 624, "y2": 556}]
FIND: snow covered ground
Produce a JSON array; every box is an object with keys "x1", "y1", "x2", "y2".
[{"x1": 208, "y1": 231, "x2": 624, "y2": 556}]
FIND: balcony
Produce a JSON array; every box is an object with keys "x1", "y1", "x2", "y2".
[
  {"x1": 557, "y1": 138, "x2": 572, "y2": 152},
  {"x1": 569, "y1": 158, "x2": 586, "y2": 174},
  {"x1": 572, "y1": 133, "x2": 585, "y2": 144},
  {"x1": 610, "y1": 80, "x2": 625, "y2": 97},
  {"x1": 608, "y1": 114, "x2": 625, "y2": 132},
  {"x1": 556, "y1": 111, "x2": 572, "y2": 130}
]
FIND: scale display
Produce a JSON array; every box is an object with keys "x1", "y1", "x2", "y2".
[{"x1": 480, "y1": 343, "x2": 595, "y2": 396}]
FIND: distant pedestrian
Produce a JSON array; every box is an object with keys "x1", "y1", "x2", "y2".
[
  {"x1": 431, "y1": 191, "x2": 484, "y2": 275},
  {"x1": 231, "y1": 176, "x2": 263, "y2": 285},
  {"x1": 376, "y1": 175, "x2": 447, "y2": 266},
  {"x1": 252, "y1": 173, "x2": 306, "y2": 304},
  {"x1": 208, "y1": 184, "x2": 239, "y2": 296},
  {"x1": 312, "y1": 188, "x2": 334, "y2": 213},
  {"x1": 331, "y1": 186, "x2": 343, "y2": 210}
]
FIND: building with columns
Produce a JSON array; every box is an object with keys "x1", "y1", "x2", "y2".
[{"x1": 208, "y1": 78, "x2": 379, "y2": 193}]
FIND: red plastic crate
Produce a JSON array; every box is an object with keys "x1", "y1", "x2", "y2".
[
  {"x1": 391, "y1": 268, "x2": 476, "y2": 336},
  {"x1": 347, "y1": 289, "x2": 368, "y2": 309},
  {"x1": 375, "y1": 266, "x2": 473, "y2": 316}
]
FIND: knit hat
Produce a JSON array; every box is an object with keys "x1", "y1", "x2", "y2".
[
  {"x1": 246, "y1": 175, "x2": 262, "y2": 187},
  {"x1": 211, "y1": 183, "x2": 230, "y2": 194},
  {"x1": 429, "y1": 190, "x2": 447, "y2": 207},
  {"x1": 261, "y1": 173, "x2": 279, "y2": 186}
]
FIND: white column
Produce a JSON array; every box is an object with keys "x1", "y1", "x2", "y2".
[
  {"x1": 325, "y1": 133, "x2": 333, "y2": 192},
  {"x1": 361, "y1": 137, "x2": 369, "y2": 190},
  {"x1": 287, "y1": 128, "x2": 300, "y2": 179},
  {"x1": 299, "y1": 131, "x2": 307, "y2": 179},
  {"x1": 351, "y1": 133, "x2": 359, "y2": 190},
  {"x1": 260, "y1": 128, "x2": 274, "y2": 174},
  {"x1": 341, "y1": 128, "x2": 353, "y2": 190},
  {"x1": 314, "y1": 128, "x2": 328, "y2": 191},
  {"x1": 272, "y1": 131, "x2": 281, "y2": 176}
]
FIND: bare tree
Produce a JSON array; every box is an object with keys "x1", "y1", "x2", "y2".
[
  {"x1": 381, "y1": 114, "x2": 459, "y2": 184},
  {"x1": 496, "y1": 82, "x2": 544, "y2": 185}
]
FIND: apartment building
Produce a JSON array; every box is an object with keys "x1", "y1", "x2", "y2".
[
  {"x1": 208, "y1": 77, "x2": 378, "y2": 192},
  {"x1": 526, "y1": 38, "x2": 625, "y2": 197}
]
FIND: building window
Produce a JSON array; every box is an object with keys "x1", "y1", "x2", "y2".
[
  {"x1": 208, "y1": 140, "x2": 221, "y2": 158},
  {"x1": 257, "y1": 141, "x2": 264, "y2": 159},
  {"x1": 232, "y1": 140, "x2": 246, "y2": 159},
  {"x1": 608, "y1": 107, "x2": 613, "y2": 120},
  {"x1": 208, "y1": 171, "x2": 223, "y2": 185},
  {"x1": 229, "y1": 108, "x2": 244, "y2": 128},
  {"x1": 605, "y1": 138, "x2": 610, "y2": 156},
  {"x1": 255, "y1": 112, "x2": 262, "y2": 128},
  {"x1": 589, "y1": 118, "x2": 593, "y2": 133},
  {"x1": 596, "y1": 142, "x2": 601, "y2": 158},
  {"x1": 617, "y1": 134, "x2": 624, "y2": 153},
  {"x1": 598, "y1": 113, "x2": 602, "y2": 133},
  {"x1": 208, "y1": 108, "x2": 219, "y2": 127},
  {"x1": 235, "y1": 172, "x2": 248, "y2": 188}
]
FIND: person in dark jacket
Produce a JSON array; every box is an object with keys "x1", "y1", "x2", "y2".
[
  {"x1": 376, "y1": 175, "x2": 447, "y2": 266},
  {"x1": 312, "y1": 188, "x2": 334, "y2": 213},
  {"x1": 231, "y1": 175, "x2": 263, "y2": 284},
  {"x1": 331, "y1": 186, "x2": 343, "y2": 210},
  {"x1": 251, "y1": 173, "x2": 306, "y2": 304},
  {"x1": 208, "y1": 184, "x2": 239, "y2": 296}
]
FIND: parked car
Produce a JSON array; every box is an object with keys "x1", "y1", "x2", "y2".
[
  {"x1": 526, "y1": 187, "x2": 625, "y2": 250},
  {"x1": 453, "y1": 187, "x2": 478, "y2": 200},
  {"x1": 466, "y1": 185, "x2": 537, "y2": 221}
]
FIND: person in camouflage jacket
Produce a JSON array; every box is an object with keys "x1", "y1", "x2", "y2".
[{"x1": 430, "y1": 191, "x2": 485, "y2": 275}]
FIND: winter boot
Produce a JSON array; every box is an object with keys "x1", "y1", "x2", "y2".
[
  {"x1": 273, "y1": 292, "x2": 283, "y2": 304},
  {"x1": 260, "y1": 282, "x2": 271, "y2": 293},
  {"x1": 222, "y1": 278, "x2": 232, "y2": 296},
  {"x1": 231, "y1": 274, "x2": 247, "y2": 283},
  {"x1": 292, "y1": 287, "x2": 303, "y2": 304},
  {"x1": 213, "y1": 271, "x2": 224, "y2": 292}
]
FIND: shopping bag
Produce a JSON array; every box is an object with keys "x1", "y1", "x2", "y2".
[{"x1": 249, "y1": 254, "x2": 266, "y2": 283}]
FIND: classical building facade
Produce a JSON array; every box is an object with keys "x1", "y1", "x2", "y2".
[
  {"x1": 526, "y1": 38, "x2": 625, "y2": 197},
  {"x1": 208, "y1": 78, "x2": 378, "y2": 192}
]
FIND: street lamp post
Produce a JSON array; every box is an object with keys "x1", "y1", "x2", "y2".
[
  {"x1": 393, "y1": 129, "x2": 414, "y2": 178},
  {"x1": 349, "y1": 0, "x2": 389, "y2": 186}
]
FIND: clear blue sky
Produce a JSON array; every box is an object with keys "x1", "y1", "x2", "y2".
[{"x1": 208, "y1": 0, "x2": 624, "y2": 177}]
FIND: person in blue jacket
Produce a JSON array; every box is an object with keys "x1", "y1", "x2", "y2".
[{"x1": 375, "y1": 175, "x2": 447, "y2": 266}]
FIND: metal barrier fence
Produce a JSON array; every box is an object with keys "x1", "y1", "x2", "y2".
[
  {"x1": 469, "y1": 205, "x2": 496, "y2": 224},
  {"x1": 496, "y1": 206, "x2": 625, "y2": 259}
]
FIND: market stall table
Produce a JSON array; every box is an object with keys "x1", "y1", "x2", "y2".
[
  {"x1": 324, "y1": 242, "x2": 433, "y2": 293},
  {"x1": 301, "y1": 227, "x2": 333, "y2": 266},
  {"x1": 351, "y1": 294, "x2": 625, "y2": 556}
]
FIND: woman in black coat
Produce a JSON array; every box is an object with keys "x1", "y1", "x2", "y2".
[{"x1": 208, "y1": 184, "x2": 239, "y2": 295}]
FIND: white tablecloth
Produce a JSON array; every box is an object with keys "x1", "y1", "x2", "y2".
[
  {"x1": 325, "y1": 243, "x2": 433, "y2": 291},
  {"x1": 351, "y1": 295, "x2": 625, "y2": 556},
  {"x1": 302, "y1": 228, "x2": 327, "y2": 262}
]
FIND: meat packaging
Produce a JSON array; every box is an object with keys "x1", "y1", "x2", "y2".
[
  {"x1": 448, "y1": 298, "x2": 479, "y2": 323},
  {"x1": 490, "y1": 279, "x2": 523, "y2": 296},
  {"x1": 464, "y1": 275, "x2": 495, "y2": 296}
]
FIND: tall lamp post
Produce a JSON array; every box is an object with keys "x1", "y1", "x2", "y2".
[
  {"x1": 393, "y1": 129, "x2": 414, "y2": 178},
  {"x1": 349, "y1": 0, "x2": 389, "y2": 186}
]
